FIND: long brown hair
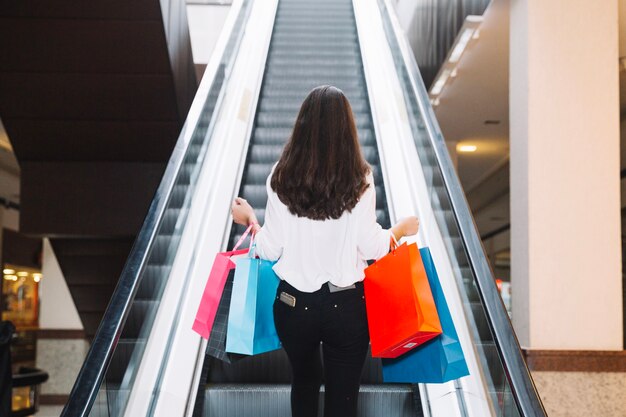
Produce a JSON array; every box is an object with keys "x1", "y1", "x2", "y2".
[{"x1": 271, "y1": 85, "x2": 370, "y2": 220}]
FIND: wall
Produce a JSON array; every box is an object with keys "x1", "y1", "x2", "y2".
[{"x1": 37, "y1": 239, "x2": 88, "y2": 402}]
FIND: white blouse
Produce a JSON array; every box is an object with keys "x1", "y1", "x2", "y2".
[{"x1": 254, "y1": 166, "x2": 392, "y2": 293}]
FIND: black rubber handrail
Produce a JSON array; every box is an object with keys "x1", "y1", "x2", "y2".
[
  {"x1": 376, "y1": 1, "x2": 547, "y2": 416},
  {"x1": 60, "y1": 3, "x2": 250, "y2": 416}
]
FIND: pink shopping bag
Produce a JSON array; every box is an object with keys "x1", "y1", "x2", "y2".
[{"x1": 192, "y1": 225, "x2": 253, "y2": 338}]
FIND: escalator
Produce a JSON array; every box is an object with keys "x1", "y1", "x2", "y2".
[
  {"x1": 62, "y1": 0, "x2": 546, "y2": 417},
  {"x1": 200, "y1": 0, "x2": 408, "y2": 415}
]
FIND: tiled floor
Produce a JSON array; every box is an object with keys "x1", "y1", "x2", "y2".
[{"x1": 34, "y1": 405, "x2": 64, "y2": 417}]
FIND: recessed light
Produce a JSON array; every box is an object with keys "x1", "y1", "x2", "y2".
[
  {"x1": 33, "y1": 273, "x2": 42, "y2": 279},
  {"x1": 457, "y1": 144, "x2": 477, "y2": 153},
  {"x1": 34, "y1": 276, "x2": 41, "y2": 283},
  {"x1": 17, "y1": 271, "x2": 28, "y2": 277},
  {"x1": 3, "y1": 269, "x2": 15, "y2": 274}
]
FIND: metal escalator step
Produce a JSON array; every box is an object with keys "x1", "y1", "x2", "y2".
[
  {"x1": 274, "y1": 25, "x2": 355, "y2": 34},
  {"x1": 120, "y1": 300, "x2": 158, "y2": 339},
  {"x1": 470, "y1": 302, "x2": 493, "y2": 341},
  {"x1": 170, "y1": 183, "x2": 190, "y2": 208},
  {"x1": 256, "y1": 111, "x2": 371, "y2": 129},
  {"x1": 270, "y1": 40, "x2": 357, "y2": 51},
  {"x1": 135, "y1": 264, "x2": 171, "y2": 300},
  {"x1": 278, "y1": 11, "x2": 352, "y2": 18},
  {"x1": 272, "y1": 55, "x2": 355, "y2": 68},
  {"x1": 269, "y1": 49, "x2": 359, "y2": 61},
  {"x1": 107, "y1": 339, "x2": 145, "y2": 383},
  {"x1": 204, "y1": 384, "x2": 416, "y2": 417},
  {"x1": 265, "y1": 66, "x2": 362, "y2": 78},
  {"x1": 245, "y1": 163, "x2": 274, "y2": 183},
  {"x1": 261, "y1": 83, "x2": 364, "y2": 99},
  {"x1": 248, "y1": 145, "x2": 283, "y2": 164},
  {"x1": 251, "y1": 127, "x2": 374, "y2": 146},
  {"x1": 159, "y1": 207, "x2": 182, "y2": 236},
  {"x1": 259, "y1": 97, "x2": 368, "y2": 112},
  {"x1": 477, "y1": 341, "x2": 506, "y2": 388},
  {"x1": 273, "y1": 20, "x2": 356, "y2": 28},
  {"x1": 150, "y1": 233, "x2": 181, "y2": 261},
  {"x1": 262, "y1": 80, "x2": 363, "y2": 96}
]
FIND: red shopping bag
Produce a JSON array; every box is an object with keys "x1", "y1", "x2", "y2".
[
  {"x1": 192, "y1": 225, "x2": 253, "y2": 339},
  {"x1": 364, "y1": 238, "x2": 442, "y2": 358}
]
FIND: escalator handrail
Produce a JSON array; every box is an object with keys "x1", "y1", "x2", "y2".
[
  {"x1": 60, "y1": 2, "x2": 247, "y2": 416},
  {"x1": 376, "y1": 0, "x2": 547, "y2": 416}
]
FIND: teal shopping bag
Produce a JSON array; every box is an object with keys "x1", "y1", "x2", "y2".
[
  {"x1": 382, "y1": 247, "x2": 469, "y2": 383},
  {"x1": 225, "y1": 245, "x2": 281, "y2": 355}
]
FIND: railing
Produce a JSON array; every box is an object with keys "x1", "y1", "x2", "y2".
[
  {"x1": 376, "y1": 0, "x2": 546, "y2": 415},
  {"x1": 11, "y1": 367, "x2": 49, "y2": 417},
  {"x1": 60, "y1": 1, "x2": 252, "y2": 416}
]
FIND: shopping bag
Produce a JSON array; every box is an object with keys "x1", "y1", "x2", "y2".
[
  {"x1": 225, "y1": 244, "x2": 281, "y2": 355},
  {"x1": 205, "y1": 269, "x2": 247, "y2": 364},
  {"x1": 382, "y1": 247, "x2": 469, "y2": 383},
  {"x1": 364, "y1": 238, "x2": 442, "y2": 358},
  {"x1": 192, "y1": 225, "x2": 253, "y2": 338}
]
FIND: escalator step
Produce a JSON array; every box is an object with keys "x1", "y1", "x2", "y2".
[
  {"x1": 251, "y1": 127, "x2": 375, "y2": 146},
  {"x1": 135, "y1": 264, "x2": 171, "y2": 300},
  {"x1": 120, "y1": 300, "x2": 158, "y2": 339},
  {"x1": 203, "y1": 384, "x2": 416, "y2": 417},
  {"x1": 255, "y1": 110, "x2": 371, "y2": 128}
]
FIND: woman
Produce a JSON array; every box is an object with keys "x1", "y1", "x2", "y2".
[{"x1": 231, "y1": 85, "x2": 419, "y2": 417}]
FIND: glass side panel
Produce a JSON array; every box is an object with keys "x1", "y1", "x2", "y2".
[
  {"x1": 376, "y1": 1, "x2": 521, "y2": 416},
  {"x1": 84, "y1": 1, "x2": 254, "y2": 416}
]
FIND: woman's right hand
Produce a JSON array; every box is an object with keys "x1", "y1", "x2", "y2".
[{"x1": 391, "y1": 216, "x2": 419, "y2": 241}]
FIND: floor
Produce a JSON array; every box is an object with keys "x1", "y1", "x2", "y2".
[{"x1": 34, "y1": 405, "x2": 64, "y2": 417}]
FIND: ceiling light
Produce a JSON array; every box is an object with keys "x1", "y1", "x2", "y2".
[
  {"x1": 430, "y1": 69, "x2": 451, "y2": 96},
  {"x1": 3, "y1": 268, "x2": 15, "y2": 274},
  {"x1": 457, "y1": 144, "x2": 477, "y2": 153},
  {"x1": 4, "y1": 274, "x2": 17, "y2": 281},
  {"x1": 33, "y1": 273, "x2": 42, "y2": 280},
  {"x1": 17, "y1": 271, "x2": 28, "y2": 277},
  {"x1": 34, "y1": 276, "x2": 41, "y2": 283},
  {"x1": 448, "y1": 28, "x2": 474, "y2": 63}
]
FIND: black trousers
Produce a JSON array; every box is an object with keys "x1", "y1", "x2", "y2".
[{"x1": 273, "y1": 280, "x2": 370, "y2": 417}]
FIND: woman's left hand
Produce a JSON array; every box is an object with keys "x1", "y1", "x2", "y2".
[{"x1": 231, "y1": 197, "x2": 257, "y2": 226}]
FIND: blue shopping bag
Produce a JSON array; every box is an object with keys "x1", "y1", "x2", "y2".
[
  {"x1": 382, "y1": 247, "x2": 469, "y2": 383},
  {"x1": 225, "y1": 245, "x2": 281, "y2": 355}
]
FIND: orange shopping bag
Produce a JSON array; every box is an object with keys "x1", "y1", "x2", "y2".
[{"x1": 364, "y1": 238, "x2": 442, "y2": 358}]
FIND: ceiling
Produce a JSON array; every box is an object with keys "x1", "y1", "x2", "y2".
[
  {"x1": 432, "y1": 0, "x2": 626, "y2": 253},
  {"x1": 428, "y1": 0, "x2": 510, "y2": 245}
]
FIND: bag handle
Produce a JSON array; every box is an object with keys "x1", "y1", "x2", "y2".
[
  {"x1": 390, "y1": 232, "x2": 400, "y2": 252},
  {"x1": 232, "y1": 224, "x2": 255, "y2": 251}
]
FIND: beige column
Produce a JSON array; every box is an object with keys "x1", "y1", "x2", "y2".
[{"x1": 510, "y1": 0, "x2": 622, "y2": 350}]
